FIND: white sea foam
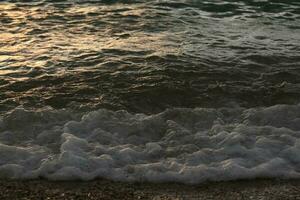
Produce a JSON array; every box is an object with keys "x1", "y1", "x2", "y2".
[{"x1": 1, "y1": 104, "x2": 300, "y2": 183}]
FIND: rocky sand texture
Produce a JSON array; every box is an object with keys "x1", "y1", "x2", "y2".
[{"x1": 1, "y1": 179, "x2": 300, "y2": 200}]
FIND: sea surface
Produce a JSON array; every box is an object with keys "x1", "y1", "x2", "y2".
[{"x1": 0, "y1": 0, "x2": 300, "y2": 183}]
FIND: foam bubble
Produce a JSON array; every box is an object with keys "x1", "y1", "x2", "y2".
[{"x1": 1, "y1": 104, "x2": 300, "y2": 183}]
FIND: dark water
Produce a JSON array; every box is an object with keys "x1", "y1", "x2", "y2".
[
  {"x1": 1, "y1": 1, "x2": 300, "y2": 183},
  {"x1": 1, "y1": 0, "x2": 299, "y2": 114}
]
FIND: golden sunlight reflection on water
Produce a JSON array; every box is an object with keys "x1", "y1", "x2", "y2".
[{"x1": 0, "y1": 3, "x2": 180, "y2": 78}]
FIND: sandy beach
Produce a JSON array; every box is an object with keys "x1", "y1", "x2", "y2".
[{"x1": 1, "y1": 178, "x2": 300, "y2": 200}]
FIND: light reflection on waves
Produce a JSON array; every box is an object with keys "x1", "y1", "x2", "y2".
[{"x1": 0, "y1": 1, "x2": 299, "y2": 113}]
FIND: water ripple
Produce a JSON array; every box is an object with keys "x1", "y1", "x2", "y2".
[{"x1": 0, "y1": 0, "x2": 299, "y2": 113}]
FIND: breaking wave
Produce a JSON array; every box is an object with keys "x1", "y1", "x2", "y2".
[{"x1": 1, "y1": 104, "x2": 300, "y2": 183}]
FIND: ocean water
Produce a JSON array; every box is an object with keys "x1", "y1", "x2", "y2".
[{"x1": 0, "y1": 0, "x2": 300, "y2": 183}]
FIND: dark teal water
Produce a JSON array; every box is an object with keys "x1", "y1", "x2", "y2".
[{"x1": 0, "y1": 0, "x2": 299, "y2": 114}]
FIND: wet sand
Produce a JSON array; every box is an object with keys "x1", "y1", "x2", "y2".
[{"x1": 1, "y1": 179, "x2": 300, "y2": 200}]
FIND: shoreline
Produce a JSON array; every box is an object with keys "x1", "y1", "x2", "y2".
[{"x1": 1, "y1": 178, "x2": 300, "y2": 199}]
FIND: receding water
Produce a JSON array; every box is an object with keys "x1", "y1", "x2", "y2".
[{"x1": 0, "y1": 0, "x2": 300, "y2": 183}]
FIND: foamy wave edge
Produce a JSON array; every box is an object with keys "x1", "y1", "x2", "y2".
[{"x1": 1, "y1": 104, "x2": 300, "y2": 184}]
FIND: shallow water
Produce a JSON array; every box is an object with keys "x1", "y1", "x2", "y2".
[
  {"x1": 0, "y1": 0, "x2": 300, "y2": 183},
  {"x1": 1, "y1": 0, "x2": 299, "y2": 113}
]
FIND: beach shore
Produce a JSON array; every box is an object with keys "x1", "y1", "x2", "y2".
[{"x1": 1, "y1": 179, "x2": 300, "y2": 200}]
